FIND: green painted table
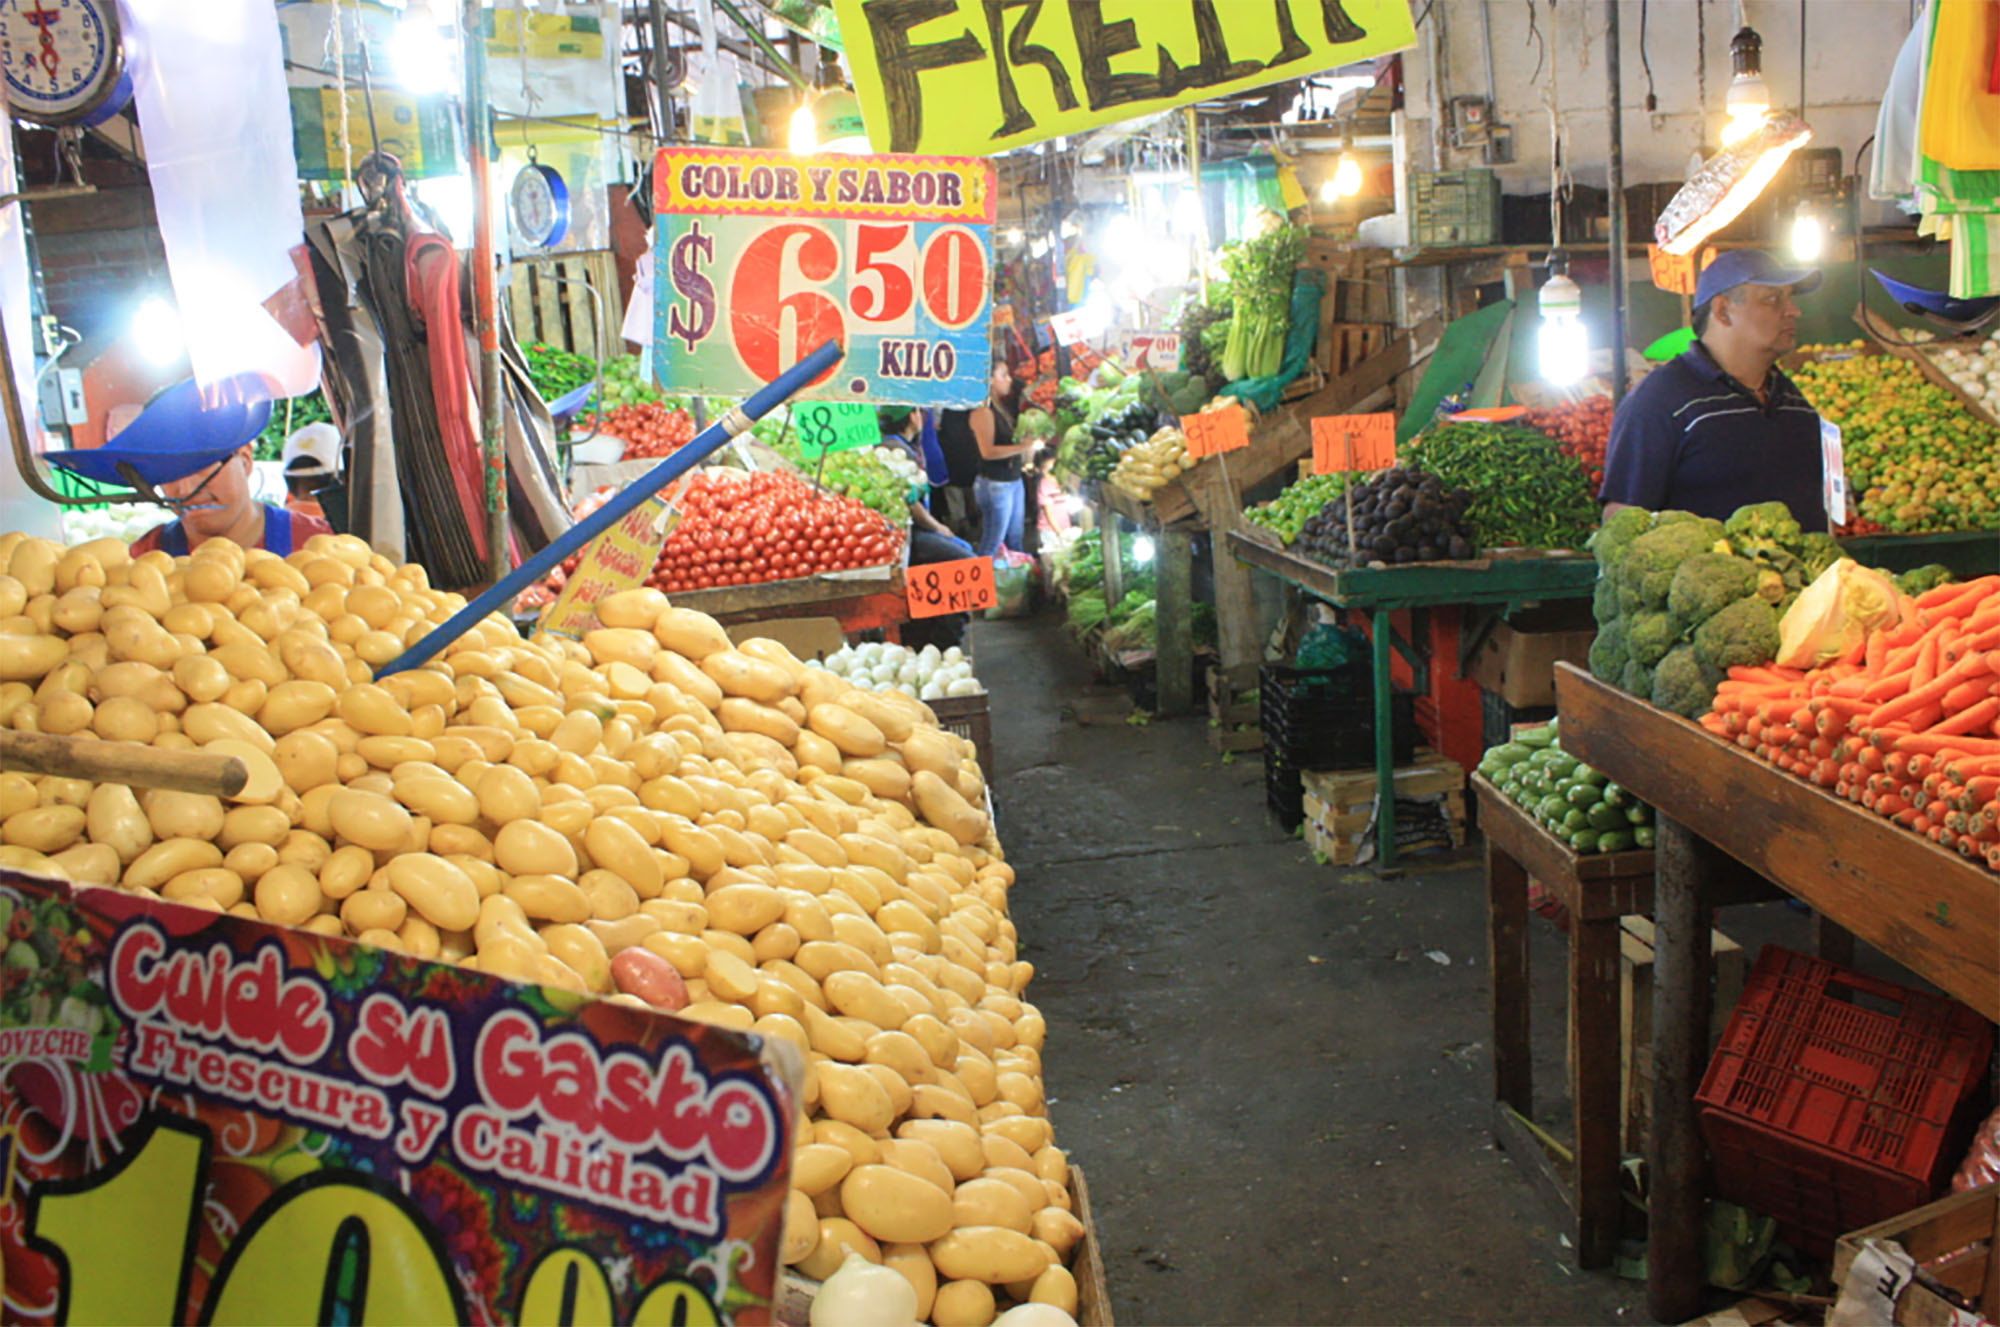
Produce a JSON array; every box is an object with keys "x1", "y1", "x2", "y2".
[
  {"x1": 1839, "y1": 529, "x2": 2000, "y2": 578},
  {"x1": 1226, "y1": 532, "x2": 1599, "y2": 866}
]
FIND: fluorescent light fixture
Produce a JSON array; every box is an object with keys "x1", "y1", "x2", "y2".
[
  {"x1": 1537, "y1": 258, "x2": 1588, "y2": 386},
  {"x1": 789, "y1": 101, "x2": 818, "y2": 154},
  {"x1": 1655, "y1": 114, "x2": 1813, "y2": 256},
  {"x1": 131, "y1": 297, "x2": 185, "y2": 365},
  {"x1": 1002, "y1": 227, "x2": 1025, "y2": 246},
  {"x1": 394, "y1": 2, "x2": 455, "y2": 97},
  {"x1": 1132, "y1": 534, "x2": 1155, "y2": 564}
]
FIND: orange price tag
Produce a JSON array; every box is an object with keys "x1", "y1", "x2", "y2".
[
  {"x1": 1179, "y1": 403, "x2": 1249, "y2": 459},
  {"x1": 1311, "y1": 413, "x2": 1397, "y2": 474},
  {"x1": 1648, "y1": 244, "x2": 1707, "y2": 295},
  {"x1": 905, "y1": 557, "x2": 996, "y2": 619}
]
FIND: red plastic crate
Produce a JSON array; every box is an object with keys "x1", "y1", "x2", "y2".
[{"x1": 1697, "y1": 946, "x2": 1994, "y2": 1256}]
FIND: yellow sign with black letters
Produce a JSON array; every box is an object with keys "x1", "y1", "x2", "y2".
[{"x1": 832, "y1": 0, "x2": 1418, "y2": 158}]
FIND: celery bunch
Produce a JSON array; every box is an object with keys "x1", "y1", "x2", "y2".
[{"x1": 1218, "y1": 224, "x2": 1307, "y2": 382}]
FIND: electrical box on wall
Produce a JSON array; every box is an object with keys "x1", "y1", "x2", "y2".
[{"x1": 38, "y1": 369, "x2": 85, "y2": 429}]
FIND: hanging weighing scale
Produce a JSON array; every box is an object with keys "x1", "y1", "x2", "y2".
[
  {"x1": 509, "y1": 147, "x2": 570, "y2": 250},
  {"x1": 0, "y1": 0, "x2": 132, "y2": 127}
]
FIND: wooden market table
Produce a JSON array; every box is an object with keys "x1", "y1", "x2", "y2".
[
  {"x1": 1553, "y1": 663, "x2": 2000, "y2": 1323},
  {"x1": 1474, "y1": 773, "x2": 1656, "y2": 1268},
  {"x1": 1226, "y1": 534, "x2": 1599, "y2": 867},
  {"x1": 669, "y1": 570, "x2": 911, "y2": 637}
]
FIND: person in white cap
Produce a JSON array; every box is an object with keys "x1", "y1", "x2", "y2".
[{"x1": 280, "y1": 421, "x2": 342, "y2": 524}]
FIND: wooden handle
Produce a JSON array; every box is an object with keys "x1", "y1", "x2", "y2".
[{"x1": 0, "y1": 730, "x2": 247, "y2": 798}]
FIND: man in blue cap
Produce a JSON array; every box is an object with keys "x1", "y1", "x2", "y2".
[{"x1": 1601, "y1": 250, "x2": 1829, "y2": 530}]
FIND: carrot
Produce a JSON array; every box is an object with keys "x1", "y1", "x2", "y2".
[
  {"x1": 1865, "y1": 631, "x2": 1891, "y2": 673},
  {"x1": 1812, "y1": 759, "x2": 1840, "y2": 786},
  {"x1": 1868, "y1": 653, "x2": 1996, "y2": 728},
  {"x1": 1928, "y1": 696, "x2": 2000, "y2": 737},
  {"x1": 1944, "y1": 625, "x2": 2000, "y2": 663},
  {"x1": 1917, "y1": 575, "x2": 2000, "y2": 620},
  {"x1": 1943, "y1": 678, "x2": 1992, "y2": 712},
  {"x1": 1910, "y1": 754, "x2": 1936, "y2": 781},
  {"x1": 1809, "y1": 737, "x2": 1835, "y2": 761},
  {"x1": 1857, "y1": 744, "x2": 1886, "y2": 772},
  {"x1": 1964, "y1": 776, "x2": 2000, "y2": 806},
  {"x1": 1985, "y1": 843, "x2": 2000, "y2": 871},
  {"x1": 1863, "y1": 668, "x2": 1919, "y2": 703},
  {"x1": 1787, "y1": 705, "x2": 1815, "y2": 732},
  {"x1": 1958, "y1": 836, "x2": 1982, "y2": 859},
  {"x1": 1913, "y1": 636, "x2": 1942, "y2": 689},
  {"x1": 1700, "y1": 713, "x2": 1730, "y2": 735},
  {"x1": 1830, "y1": 676, "x2": 1872, "y2": 699},
  {"x1": 1815, "y1": 708, "x2": 1848, "y2": 740},
  {"x1": 1883, "y1": 732, "x2": 2000, "y2": 757},
  {"x1": 1876, "y1": 794, "x2": 1911, "y2": 816}
]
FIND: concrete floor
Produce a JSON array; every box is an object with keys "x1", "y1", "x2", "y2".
[{"x1": 975, "y1": 611, "x2": 1652, "y2": 1326}]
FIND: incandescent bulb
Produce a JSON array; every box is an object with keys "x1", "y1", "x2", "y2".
[{"x1": 1332, "y1": 153, "x2": 1363, "y2": 198}]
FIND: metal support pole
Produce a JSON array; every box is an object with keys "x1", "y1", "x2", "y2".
[
  {"x1": 464, "y1": 1, "x2": 509, "y2": 584},
  {"x1": 1607, "y1": 0, "x2": 1631, "y2": 406}
]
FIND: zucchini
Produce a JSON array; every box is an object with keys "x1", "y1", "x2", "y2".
[
  {"x1": 1633, "y1": 824, "x2": 1657, "y2": 849},
  {"x1": 1587, "y1": 803, "x2": 1627, "y2": 832},
  {"x1": 1569, "y1": 829, "x2": 1600, "y2": 853},
  {"x1": 1565, "y1": 783, "x2": 1602, "y2": 808},
  {"x1": 1626, "y1": 804, "x2": 1652, "y2": 826},
  {"x1": 1517, "y1": 727, "x2": 1556, "y2": 748},
  {"x1": 1597, "y1": 830, "x2": 1635, "y2": 853}
]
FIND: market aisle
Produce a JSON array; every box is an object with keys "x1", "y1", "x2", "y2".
[{"x1": 974, "y1": 612, "x2": 1645, "y2": 1326}]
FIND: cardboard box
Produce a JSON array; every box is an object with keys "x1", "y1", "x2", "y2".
[
  {"x1": 1470, "y1": 616, "x2": 1597, "y2": 708},
  {"x1": 726, "y1": 616, "x2": 847, "y2": 663}
]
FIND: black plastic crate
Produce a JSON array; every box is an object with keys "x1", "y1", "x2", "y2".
[
  {"x1": 1264, "y1": 749, "x2": 1306, "y2": 831},
  {"x1": 1262, "y1": 664, "x2": 1415, "y2": 770}
]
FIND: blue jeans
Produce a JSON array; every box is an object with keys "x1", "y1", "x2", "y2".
[
  {"x1": 974, "y1": 475, "x2": 1023, "y2": 561},
  {"x1": 911, "y1": 528, "x2": 974, "y2": 563}
]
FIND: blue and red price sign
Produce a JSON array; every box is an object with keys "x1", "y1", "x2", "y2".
[{"x1": 652, "y1": 147, "x2": 996, "y2": 408}]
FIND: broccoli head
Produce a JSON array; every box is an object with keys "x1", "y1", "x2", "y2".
[
  {"x1": 1667, "y1": 552, "x2": 1760, "y2": 631},
  {"x1": 1621, "y1": 657, "x2": 1657, "y2": 699},
  {"x1": 1724, "y1": 501, "x2": 1805, "y2": 559},
  {"x1": 1626, "y1": 609, "x2": 1681, "y2": 667},
  {"x1": 1588, "y1": 615, "x2": 1630, "y2": 683},
  {"x1": 1896, "y1": 564, "x2": 1955, "y2": 597},
  {"x1": 1590, "y1": 506, "x2": 1654, "y2": 567},
  {"x1": 1652, "y1": 643, "x2": 1722, "y2": 717},
  {"x1": 1616, "y1": 520, "x2": 1726, "y2": 609},
  {"x1": 1691, "y1": 595, "x2": 1782, "y2": 672},
  {"x1": 1800, "y1": 533, "x2": 1841, "y2": 582},
  {"x1": 1651, "y1": 510, "x2": 1702, "y2": 529},
  {"x1": 1593, "y1": 573, "x2": 1622, "y2": 625}
]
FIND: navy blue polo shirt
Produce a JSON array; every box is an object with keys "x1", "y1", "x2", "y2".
[{"x1": 1600, "y1": 342, "x2": 1828, "y2": 531}]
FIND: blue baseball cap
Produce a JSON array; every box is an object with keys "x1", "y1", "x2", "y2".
[
  {"x1": 1694, "y1": 249, "x2": 1824, "y2": 309},
  {"x1": 43, "y1": 374, "x2": 272, "y2": 488}
]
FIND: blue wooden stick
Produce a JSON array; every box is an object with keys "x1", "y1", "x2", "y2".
[{"x1": 377, "y1": 339, "x2": 843, "y2": 677}]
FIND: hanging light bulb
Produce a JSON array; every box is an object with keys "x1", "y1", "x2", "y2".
[
  {"x1": 1332, "y1": 150, "x2": 1363, "y2": 199},
  {"x1": 1721, "y1": 26, "x2": 1771, "y2": 146},
  {"x1": 130, "y1": 296, "x2": 186, "y2": 366},
  {"x1": 1789, "y1": 201, "x2": 1824, "y2": 262},
  {"x1": 789, "y1": 97, "x2": 819, "y2": 154},
  {"x1": 1538, "y1": 254, "x2": 1589, "y2": 387}
]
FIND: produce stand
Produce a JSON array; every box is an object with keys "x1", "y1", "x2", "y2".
[
  {"x1": 1840, "y1": 528, "x2": 2000, "y2": 578},
  {"x1": 666, "y1": 565, "x2": 912, "y2": 638},
  {"x1": 1553, "y1": 662, "x2": 2000, "y2": 1323},
  {"x1": 1227, "y1": 532, "x2": 1598, "y2": 867},
  {"x1": 1080, "y1": 330, "x2": 1421, "y2": 716}
]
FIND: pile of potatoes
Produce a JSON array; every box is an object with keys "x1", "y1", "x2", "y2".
[{"x1": 0, "y1": 530, "x2": 1082, "y2": 1326}]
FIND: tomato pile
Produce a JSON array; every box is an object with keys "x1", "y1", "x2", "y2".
[
  {"x1": 1521, "y1": 395, "x2": 1614, "y2": 493},
  {"x1": 650, "y1": 470, "x2": 903, "y2": 594},
  {"x1": 589, "y1": 401, "x2": 697, "y2": 459}
]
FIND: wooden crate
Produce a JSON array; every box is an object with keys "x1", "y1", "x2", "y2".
[
  {"x1": 1325, "y1": 323, "x2": 1389, "y2": 375},
  {"x1": 1832, "y1": 1183, "x2": 1997, "y2": 1326},
  {"x1": 1206, "y1": 662, "x2": 1261, "y2": 752},
  {"x1": 929, "y1": 691, "x2": 995, "y2": 781},
  {"x1": 506, "y1": 248, "x2": 621, "y2": 358},
  {"x1": 1614, "y1": 916, "x2": 1744, "y2": 1156},
  {"x1": 1300, "y1": 752, "x2": 1465, "y2": 865}
]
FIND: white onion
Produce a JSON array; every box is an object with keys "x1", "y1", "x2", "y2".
[{"x1": 805, "y1": 641, "x2": 984, "y2": 698}]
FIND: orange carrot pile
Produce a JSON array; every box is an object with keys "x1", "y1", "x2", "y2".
[{"x1": 1700, "y1": 574, "x2": 2000, "y2": 869}]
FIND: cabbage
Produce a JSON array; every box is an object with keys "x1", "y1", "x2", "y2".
[
  {"x1": 1016, "y1": 407, "x2": 1056, "y2": 442},
  {"x1": 1777, "y1": 559, "x2": 1909, "y2": 668}
]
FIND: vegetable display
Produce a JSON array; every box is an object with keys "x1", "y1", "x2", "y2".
[
  {"x1": 1790, "y1": 346, "x2": 2000, "y2": 534},
  {"x1": 59, "y1": 504, "x2": 175, "y2": 547},
  {"x1": 774, "y1": 442, "x2": 923, "y2": 528},
  {"x1": 588, "y1": 401, "x2": 698, "y2": 460},
  {"x1": 599, "y1": 354, "x2": 669, "y2": 411},
  {"x1": 1519, "y1": 396, "x2": 1613, "y2": 494},
  {"x1": 1108, "y1": 427, "x2": 1191, "y2": 502},
  {"x1": 1291, "y1": 468, "x2": 1474, "y2": 566},
  {"x1": 1590, "y1": 502, "x2": 1836, "y2": 717},
  {"x1": 1174, "y1": 290, "x2": 1231, "y2": 387},
  {"x1": 0, "y1": 528, "x2": 1084, "y2": 1326},
  {"x1": 1698, "y1": 573, "x2": 2000, "y2": 872},
  {"x1": 814, "y1": 643, "x2": 983, "y2": 701},
  {"x1": 647, "y1": 470, "x2": 904, "y2": 595},
  {"x1": 1244, "y1": 472, "x2": 1352, "y2": 545},
  {"x1": 1479, "y1": 721, "x2": 1657, "y2": 853},
  {"x1": 1403, "y1": 421, "x2": 1601, "y2": 551},
  {"x1": 1216, "y1": 225, "x2": 1306, "y2": 382},
  {"x1": 523, "y1": 342, "x2": 598, "y2": 403}
]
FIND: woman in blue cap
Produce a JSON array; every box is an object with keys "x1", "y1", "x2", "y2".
[{"x1": 45, "y1": 375, "x2": 333, "y2": 556}]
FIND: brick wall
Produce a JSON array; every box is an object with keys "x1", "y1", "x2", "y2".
[{"x1": 31, "y1": 188, "x2": 171, "y2": 341}]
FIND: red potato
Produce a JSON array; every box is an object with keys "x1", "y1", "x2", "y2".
[{"x1": 611, "y1": 946, "x2": 690, "y2": 1010}]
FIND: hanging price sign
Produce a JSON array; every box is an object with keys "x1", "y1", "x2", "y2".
[
  {"x1": 0, "y1": 867, "x2": 793, "y2": 1323},
  {"x1": 1821, "y1": 418, "x2": 1848, "y2": 527},
  {"x1": 795, "y1": 401, "x2": 881, "y2": 458},
  {"x1": 1180, "y1": 402, "x2": 1249, "y2": 459},
  {"x1": 1045, "y1": 309, "x2": 1091, "y2": 347},
  {"x1": 1123, "y1": 332, "x2": 1182, "y2": 373},
  {"x1": 1312, "y1": 413, "x2": 1397, "y2": 473},
  {"x1": 905, "y1": 556, "x2": 995, "y2": 617},
  {"x1": 540, "y1": 487, "x2": 681, "y2": 638},
  {"x1": 1648, "y1": 243, "x2": 1717, "y2": 296},
  {"x1": 652, "y1": 146, "x2": 996, "y2": 407}
]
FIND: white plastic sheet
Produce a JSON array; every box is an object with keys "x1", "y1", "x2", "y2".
[{"x1": 124, "y1": 0, "x2": 320, "y2": 398}]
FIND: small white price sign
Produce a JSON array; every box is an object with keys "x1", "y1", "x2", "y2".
[{"x1": 1820, "y1": 418, "x2": 1847, "y2": 527}]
